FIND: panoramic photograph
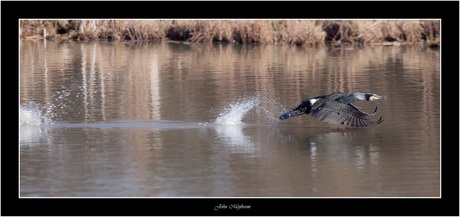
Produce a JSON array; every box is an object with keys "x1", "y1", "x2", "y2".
[{"x1": 19, "y1": 19, "x2": 440, "y2": 198}]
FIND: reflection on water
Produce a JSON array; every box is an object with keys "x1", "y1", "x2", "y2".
[
  {"x1": 20, "y1": 40, "x2": 439, "y2": 197},
  {"x1": 215, "y1": 125, "x2": 256, "y2": 154}
]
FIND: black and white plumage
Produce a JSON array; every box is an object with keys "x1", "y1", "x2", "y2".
[{"x1": 278, "y1": 92, "x2": 385, "y2": 127}]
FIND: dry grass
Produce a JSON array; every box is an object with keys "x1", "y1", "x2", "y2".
[{"x1": 20, "y1": 20, "x2": 440, "y2": 47}]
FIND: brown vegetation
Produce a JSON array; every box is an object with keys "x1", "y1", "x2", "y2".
[{"x1": 20, "y1": 20, "x2": 440, "y2": 47}]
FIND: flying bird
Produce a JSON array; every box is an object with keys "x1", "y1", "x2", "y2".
[{"x1": 278, "y1": 92, "x2": 386, "y2": 127}]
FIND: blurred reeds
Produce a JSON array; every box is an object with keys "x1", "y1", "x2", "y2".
[{"x1": 20, "y1": 20, "x2": 440, "y2": 47}]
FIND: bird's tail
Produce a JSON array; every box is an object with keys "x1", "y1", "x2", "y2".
[
  {"x1": 278, "y1": 101, "x2": 312, "y2": 120},
  {"x1": 278, "y1": 109, "x2": 304, "y2": 120}
]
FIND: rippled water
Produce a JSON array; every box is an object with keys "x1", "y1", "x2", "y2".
[{"x1": 20, "y1": 40, "x2": 440, "y2": 197}]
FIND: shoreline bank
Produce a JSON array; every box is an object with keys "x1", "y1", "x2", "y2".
[{"x1": 20, "y1": 20, "x2": 440, "y2": 48}]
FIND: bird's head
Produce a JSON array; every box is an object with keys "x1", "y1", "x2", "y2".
[{"x1": 352, "y1": 92, "x2": 386, "y2": 101}]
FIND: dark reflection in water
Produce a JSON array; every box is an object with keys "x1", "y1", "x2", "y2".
[{"x1": 20, "y1": 40, "x2": 439, "y2": 197}]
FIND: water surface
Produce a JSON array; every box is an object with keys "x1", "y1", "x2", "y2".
[{"x1": 20, "y1": 41, "x2": 440, "y2": 197}]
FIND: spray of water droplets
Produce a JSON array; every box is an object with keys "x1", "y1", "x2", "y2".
[
  {"x1": 214, "y1": 86, "x2": 286, "y2": 125},
  {"x1": 20, "y1": 101, "x2": 54, "y2": 127},
  {"x1": 215, "y1": 96, "x2": 261, "y2": 126},
  {"x1": 252, "y1": 86, "x2": 287, "y2": 123}
]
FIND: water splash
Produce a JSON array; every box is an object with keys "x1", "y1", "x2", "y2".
[
  {"x1": 20, "y1": 102, "x2": 54, "y2": 127},
  {"x1": 214, "y1": 84, "x2": 287, "y2": 125},
  {"x1": 20, "y1": 101, "x2": 55, "y2": 144},
  {"x1": 215, "y1": 96, "x2": 261, "y2": 125}
]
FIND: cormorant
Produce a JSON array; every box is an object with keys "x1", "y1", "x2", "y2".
[{"x1": 278, "y1": 92, "x2": 386, "y2": 127}]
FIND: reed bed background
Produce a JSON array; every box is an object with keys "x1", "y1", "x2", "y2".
[{"x1": 20, "y1": 20, "x2": 440, "y2": 47}]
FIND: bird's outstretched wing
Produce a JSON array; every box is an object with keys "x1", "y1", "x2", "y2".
[{"x1": 309, "y1": 101, "x2": 382, "y2": 127}]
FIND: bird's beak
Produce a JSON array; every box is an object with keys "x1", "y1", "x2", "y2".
[{"x1": 370, "y1": 95, "x2": 386, "y2": 101}]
